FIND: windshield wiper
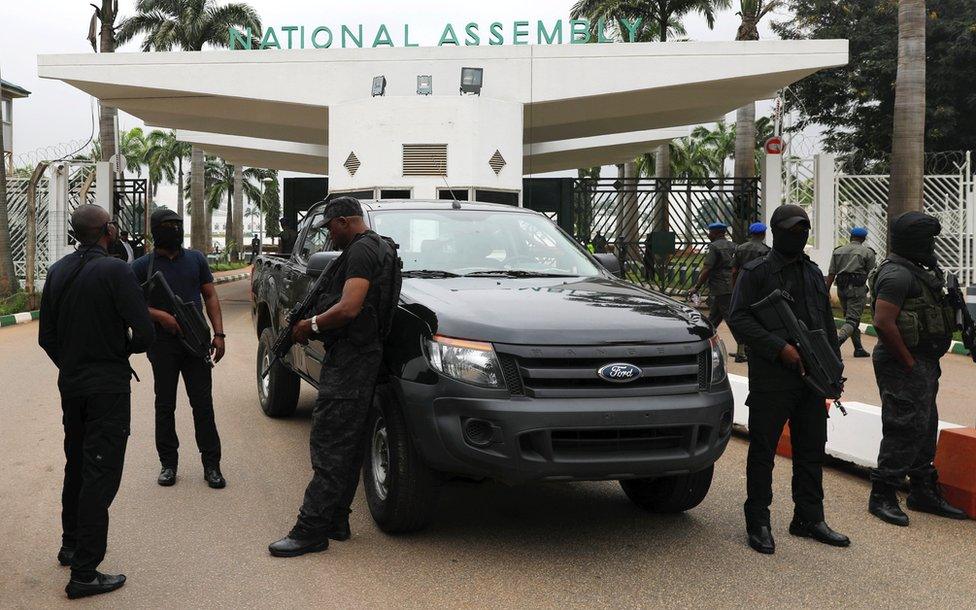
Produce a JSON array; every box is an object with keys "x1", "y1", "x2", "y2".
[
  {"x1": 402, "y1": 269, "x2": 460, "y2": 278},
  {"x1": 463, "y1": 270, "x2": 577, "y2": 278}
]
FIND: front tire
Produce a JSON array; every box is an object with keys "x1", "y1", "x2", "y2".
[
  {"x1": 256, "y1": 327, "x2": 300, "y2": 418},
  {"x1": 363, "y1": 385, "x2": 440, "y2": 533},
  {"x1": 620, "y1": 465, "x2": 714, "y2": 513}
]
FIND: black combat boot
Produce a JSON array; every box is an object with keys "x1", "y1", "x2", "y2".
[
  {"x1": 157, "y1": 467, "x2": 176, "y2": 486},
  {"x1": 268, "y1": 534, "x2": 329, "y2": 558},
  {"x1": 907, "y1": 475, "x2": 968, "y2": 520},
  {"x1": 746, "y1": 524, "x2": 775, "y2": 555},
  {"x1": 852, "y1": 346, "x2": 870, "y2": 358},
  {"x1": 868, "y1": 481, "x2": 909, "y2": 526}
]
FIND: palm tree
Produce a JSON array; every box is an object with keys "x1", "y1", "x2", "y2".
[
  {"x1": 692, "y1": 120, "x2": 736, "y2": 179},
  {"x1": 888, "y1": 0, "x2": 926, "y2": 225},
  {"x1": 0, "y1": 66, "x2": 15, "y2": 297},
  {"x1": 88, "y1": 1, "x2": 123, "y2": 164},
  {"x1": 117, "y1": 0, "x2": 262, "y2": 252},
  {"x1": 191, "y1": 156, "x2": 264, "y2": 252},
  {"x1": 143, "y1": 130, "x2": 189, "y2": 219}
]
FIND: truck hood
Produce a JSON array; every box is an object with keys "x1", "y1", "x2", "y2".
[{"x1": 400, "y1": 276, "x2": 712, "y2": 345}]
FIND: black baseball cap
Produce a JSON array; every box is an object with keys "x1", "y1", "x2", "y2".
[
  {"x1": 319, "y1": 196, "x2": 363, "y2": 227},
  {"x1": 150, "y1": 208, "x2": 182, "y2": 228},
  {"x1": 770, "y1": 204, "x2": 810, "y2": 229}
]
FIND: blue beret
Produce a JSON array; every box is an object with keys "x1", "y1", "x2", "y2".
[
  {"x1": 749, "y1": 222, "x2": 767, "y2": 234},
  {"x1": 707, "y1": 222, "x2": 728, "y2": 231},
  {"x1": 850, "y1": 227, "x2": 868, "y2": 238}
]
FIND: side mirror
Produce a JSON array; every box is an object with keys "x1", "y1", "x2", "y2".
[
  {"x1": 593, "y1": 253, "x2": 623, "y2": 278},
  {"x1": 307, "y1": 251, "x2": 340, "y2": 278}
]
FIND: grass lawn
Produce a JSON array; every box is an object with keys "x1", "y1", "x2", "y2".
[
  {"x1": 209, "y1": 261, "x2": 251, "y2": 273},
  {"x1": 0, "y1": 292, "x2": 30, "y2": 316}
]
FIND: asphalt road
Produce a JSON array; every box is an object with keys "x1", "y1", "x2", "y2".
[{"x1": 2, "y1": 279, "x2": 975, "y2": 608}]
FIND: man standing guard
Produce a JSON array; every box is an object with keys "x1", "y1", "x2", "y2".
[
  {"x1": 39, "y1": 205, "x2": 155, "y2": 599},
  {"x1": 730, "y1": 222, "x2": 770, "y2": 362},
  {"x1": 278, "y1": 217, "x2": 299, "y2": 256},
  {"x1": 690, "y1": 222, "x2": 735, "y2": 331},
  {"x1": 729, "y1": 205, "x2": 850, "y2": 555},
  {"x1": 867, "y1": 212, "x2": 967, "y2": 525},
  {"x1": 132, "y1": 209, "x2": 227, "y2": 489},
  {"x1": 826, "y1": 227, "x2": 876, "y2": 358},
  {"x1": 269, "y1": 196, "x2": 401, "y2": 557}
]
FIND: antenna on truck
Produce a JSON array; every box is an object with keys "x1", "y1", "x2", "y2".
[{"x1": 437, "y1": 156, "x2": 462, "y2": 209}]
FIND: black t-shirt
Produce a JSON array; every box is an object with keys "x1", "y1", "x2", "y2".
[
  {"x1": 321, "y1": 231, "x2": 387, "y2": 346},
  {"x1": 873, "y1": 263, "x2": 946, "y2": 359}
]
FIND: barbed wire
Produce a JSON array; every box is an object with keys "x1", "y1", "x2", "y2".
[{"x1": 14, "y1": 139, "x2": 94, "y2": 168}]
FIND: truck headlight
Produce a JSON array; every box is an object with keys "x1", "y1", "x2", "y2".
[
  {"x1": 426, "y1": 335, "x2": 503, "y2": 388},
  {"x1": 709, "y1": 335, "x2": 728, "y2": 385}
]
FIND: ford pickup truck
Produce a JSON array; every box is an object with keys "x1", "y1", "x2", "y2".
[{"x1": 251, "y1": 199, "x2": 733, "y2": 533}]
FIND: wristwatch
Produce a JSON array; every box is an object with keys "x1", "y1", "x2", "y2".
[
  {"x1": 310, "y1": 316, "x2": 319, "y2": 333},
  {"x1": 214, "y1": 332, "x2": 226, "y2": 338}
]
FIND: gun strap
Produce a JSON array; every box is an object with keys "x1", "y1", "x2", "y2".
[{"x1": 54, "y1": 249, "x2": 98, "y2": 318}]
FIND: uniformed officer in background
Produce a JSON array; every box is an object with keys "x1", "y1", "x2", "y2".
[
  {"x1": 729, "y1": 204, "x2": 850, "y2": 555},
  {"x1": 690, "y1": 222, "x2": 735, "y2": 331},
  {"x1": 278, "y1": 217, "x2": 298, "y2": 256},
  {"x1": 39, "y1": 205, "x2": 155, "y2": 599},
  {"x1": 867, "y1": 211, "x2": 967, "y2": 526},
  {"x1": 730, "y1": 222, "x2": 770, "y2": 362},
  {"x1": 826, "y1": 227, "x2": 875, "y2": 358},
  {"x1": 269, "y1": 196, "x2": 401, "y2": 557}
]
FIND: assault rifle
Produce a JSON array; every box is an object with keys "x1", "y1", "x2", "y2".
[
  {"x1": 260, "y1": 271, "x2": 337, "y2": 379},
  {"x1": 945, "y1": 274, "x2": 976, "y2": 363},
  {"x1": 751, "y1": 289, "x2": 847, "y2": 415},
  {"x1": 145, "y1": 271, "x2": 214, "y2": 367}
]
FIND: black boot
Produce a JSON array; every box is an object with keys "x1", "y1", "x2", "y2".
[
  {"x1": 65, "y1": 572, "x2": 126, "y2": 599},
  {"x1": 57, "y1": 546, "x2": 75, "y2": 567},
  {"x1": 868, "y1": 482, "x2": 909, "y2": 526},
  {"x1": 157, "y1": 467, "x2": 176, "y2": 486},
  {"x1": 204, "y1": 467, "x2": 227, "y2": 489},
  {"x1": 746, "y1": 524, "x2": 775, "y2": 554},
  {"x1": 907, "y1": 475, "x2": 968, "y2": 520},
  {"x1": 788, "y1": 518, "x2": 851, "y2": 547},
  {"x1": 268, "y1": 534, "x2": 329, "y2": 558},
  {"x1": 328, "y1": 510, "x2": 351, "y2": 541}
]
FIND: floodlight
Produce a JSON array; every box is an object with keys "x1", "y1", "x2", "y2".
[
  {"x1": 417, "y1": 75, "x2": 433, "y2": 96},
  {"x1": 371, "y1": 75, "x2": 387, "y2": 97},
  {"x1": 459, "y1": 67, "x2": 483, "y2": 95}
]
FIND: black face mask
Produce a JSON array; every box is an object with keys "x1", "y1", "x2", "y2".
[
  {"x1": 891, "y1": 212, "x2": 940, "y2": 268},
  {"x1": 772, "y1": 227, "x2": 809, "y2": 257},
  {"x1": 152, "y1": 225, "x2": 184, "y2": 250}
]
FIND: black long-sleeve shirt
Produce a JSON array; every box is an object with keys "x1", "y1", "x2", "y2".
[
  {"x1": 728, "y1": 248, "x2": 840, "y2": 392},
  {"x1": 39, "y1": 245, "x2": 155, "y2": 397}
]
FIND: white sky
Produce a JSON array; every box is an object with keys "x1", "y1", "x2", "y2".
[{"x1": 0, "y1": 0, "x2": 784, "y2": 209}]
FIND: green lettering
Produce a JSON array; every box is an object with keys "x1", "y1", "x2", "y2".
[
  {"x1": 373, "y1": 24, "x2": 394, "y2": 47},
  {"x1": 341, "y1": 24, "x2": 363, "y2": 48},
  {"x1": 513, "y1": 20, "x2": 529, "y2": 45},
  {"x1": 465, "y1": 22, "x2": 480, "y2": 46},
  {"x1": 537, "y1": 20, "x2": 562, "y2": 44},
  {"x1": 619, "y1": 17, "x2": 642, "y2": 42},
  {"x1": 300, "y1": 25, "x2": 305, "y2": 48},
  {"x1": 570, "y1": 19, "x2": 590, "y2": 44},
  {"x1": 228, "y1": 27, "x2": 252, "y2": 50},
  {"x1": 438, "y1": 23, "x2": 459, "y2": 46},
  {"x1": 596, "y1": 18, "x2": 611, "y2": 43},
  {"x1": 489, "y1": 22, "x2": 504, "y2": 45},
  {"x1": 404, "y1": 24, "x2": 418, "y2": 47},
  {"x1": 260, "y1": 27, "x2": 280, "y2": 50},
  {"x1": 281, "y1": 25, "x2": 298, "y2": 49},
  {"x1": 311, "y1": 26, "x2": 332, "y2": 49}
]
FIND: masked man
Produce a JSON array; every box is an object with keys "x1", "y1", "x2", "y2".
[
  {"x1": 729, "y1": 205, "x2": 850, "y2": 555},
  {"x1": 867, "y1": 211, "x2": 968, "y2": 525},
  {"x1": 132, "y1": 209, "x2": 227, "y2": 489}
]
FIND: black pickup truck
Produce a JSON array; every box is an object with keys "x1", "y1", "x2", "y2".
[{"x1": 251, "y1": 199, "x2": 733, "y2": 533}]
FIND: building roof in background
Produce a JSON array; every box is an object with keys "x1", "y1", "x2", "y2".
[{"x1": 1, "y1": 79, "x2": 32, "y2": 98}]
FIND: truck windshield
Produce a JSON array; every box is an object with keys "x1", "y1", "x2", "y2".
[{"x1": 371, "y1": 210, "x2": 601, "y2": 277}]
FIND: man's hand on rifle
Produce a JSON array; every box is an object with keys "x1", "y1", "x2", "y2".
[
  {"x1": 292, "y1": 318, "x2": 313, "y2": 345},
  {"x1": 779, "y1": 343, "x2": 806, "y2": 376},
  {"x1": 152, "y1": 309, "x2": 182, "y2": 336}
]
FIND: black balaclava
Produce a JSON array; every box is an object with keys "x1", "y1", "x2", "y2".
[
  {"x1": 151, "y1": 222, "x2": 184, "y2": 250},
  {"x1": 770, "y1": 204, "x2": 811, "y2": 258},
  {"x1": 890, "y1": 211, "x2": 941, "y2": 268}
]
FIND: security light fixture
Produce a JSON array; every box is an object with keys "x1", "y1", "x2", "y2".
[
  {"x1": 371, "y1": 75, "x2": 387, "y2": 97},
  {"x1": 459, "y1": 67, "x2": 483, "y2": 95},
  {"x1": 417, "y1": 75, "x2": 433, "y2": 96}
]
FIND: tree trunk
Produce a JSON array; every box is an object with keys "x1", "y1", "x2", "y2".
[
  {"x1": 232, "y1": 165, "x2": 243, "y2": 261},
  {"x1": 176, "y1": 155, "x2": 184, "y2": 219},
  {"x1": 621, "y1": 161, "x2": 640, "y2": 278},
  {"x1": 225, "y1": 165, "x2": 236, "y2": 259},
  {"x1": 190, "y1": 146, "x2": 206, "y2": 251},
  {"x1": 0, "y1": 64, "x2": 17, "y2": 297},
  {"x1": 654, "y1": 143, "x2": 671, "y2": 232},
  {"x1": 888, "y1": 0, "x2": 926, "y2": 227},
  {"x1": 734, "y1": 102, "x2": 757, "y2": 243},
  {"x1": 98, "y1": 1, "x2": 117, "y2": 165}
]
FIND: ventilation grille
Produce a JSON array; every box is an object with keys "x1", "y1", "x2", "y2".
[
  {"x1": 343, "y1": 151, "x2": 361, "y2": 176},
  {"x1": 402, "y1": 144, "x2": 448, "y2": 176},
  {"x1": 488, "y1": 150, "x2": 506, "y2": 175}
]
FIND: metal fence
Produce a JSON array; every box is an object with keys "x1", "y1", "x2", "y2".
[{"x1": 7, "y1": 176, "x2": 50, "y2": 281}]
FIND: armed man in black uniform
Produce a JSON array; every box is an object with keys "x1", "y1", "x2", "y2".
[
  {"x1": 867, "y1": 211, "x2": 967, "y2": 526},
  {"x1": 269, "y1": 196, "x2": 401, "y2": 557},
  {"x1": 729, "y1": 205, "x2": 850, "y2": 555},
  {"x1": 39, "y1": 205, "x2": 155, "y2": 599},
  {"x1": 731, "y1": 222, "x2": 770, "y2": 362}
]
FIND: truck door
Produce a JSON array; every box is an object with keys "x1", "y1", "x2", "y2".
[{"x1": 290, "y1": 209, "x2": 332, "y2": 380}]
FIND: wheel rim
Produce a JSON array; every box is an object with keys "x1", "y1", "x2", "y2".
[
  {"x1": 259, "y1": 348, "x2": 271, "y2": 400},
  {"x1": 371, "y1": 416, "x2": 390, "y2": 501}
]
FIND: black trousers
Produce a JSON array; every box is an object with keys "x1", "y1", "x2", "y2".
[
  {"x1": 292, "y1": 341, "x2": 383, "y2": 539},
  {"x1": 61, "y1": 393, "x2": 130, "y2": 580},
  {"x1": 148, "y1": 338, "x2": 221, "y2": 470},
  {"x1": 744, "y1": 389, "x2": 827, "y2": 527}
]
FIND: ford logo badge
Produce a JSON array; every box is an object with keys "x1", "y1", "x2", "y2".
[{"x1": 597, "y1": 363, "x2": 642, "y2": 383}]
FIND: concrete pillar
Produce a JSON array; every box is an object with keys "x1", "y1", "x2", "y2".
[
  {"x1": 50, "y1": 163, "x2": 71, "y2": 263},
  {"x1": 761, "y1": 152, "x2": 782, "y2": 228},
  {"x1": 94, "y1": 161, "x2": 112, "y2": 213},
  {"x1": 810, "y1": 153, "x2": 837, "y2": 269}
]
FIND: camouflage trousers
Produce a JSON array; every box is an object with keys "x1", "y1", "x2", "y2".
[
  {"x1": 708, "y1": 293, "x2": 732, "y2": 329},
  {"x1": 837, "y1": 287, "x2": 867, "y2": 349},
  {"x1": 291, "y1": 340, "x2": 383, "y2": 539},
  {"x1": 871, "y1": 356, "x2": 941, "y2": 488}
]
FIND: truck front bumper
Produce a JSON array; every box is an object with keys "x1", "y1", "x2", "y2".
[{"x1": 396, "y1": 378, "x2": 734, "y2": 484}]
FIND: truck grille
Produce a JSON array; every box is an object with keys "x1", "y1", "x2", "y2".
[
  {"x1": 494, "y1": 342, "x2": 708, "y2": 398},
  {"x1": 520, "y1": 425, "x2": 709, "y2": 461}
]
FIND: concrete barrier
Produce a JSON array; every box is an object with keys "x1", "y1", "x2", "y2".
[{"x1": 934, "y1": 428, "x2": 976, "y2": 518}]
